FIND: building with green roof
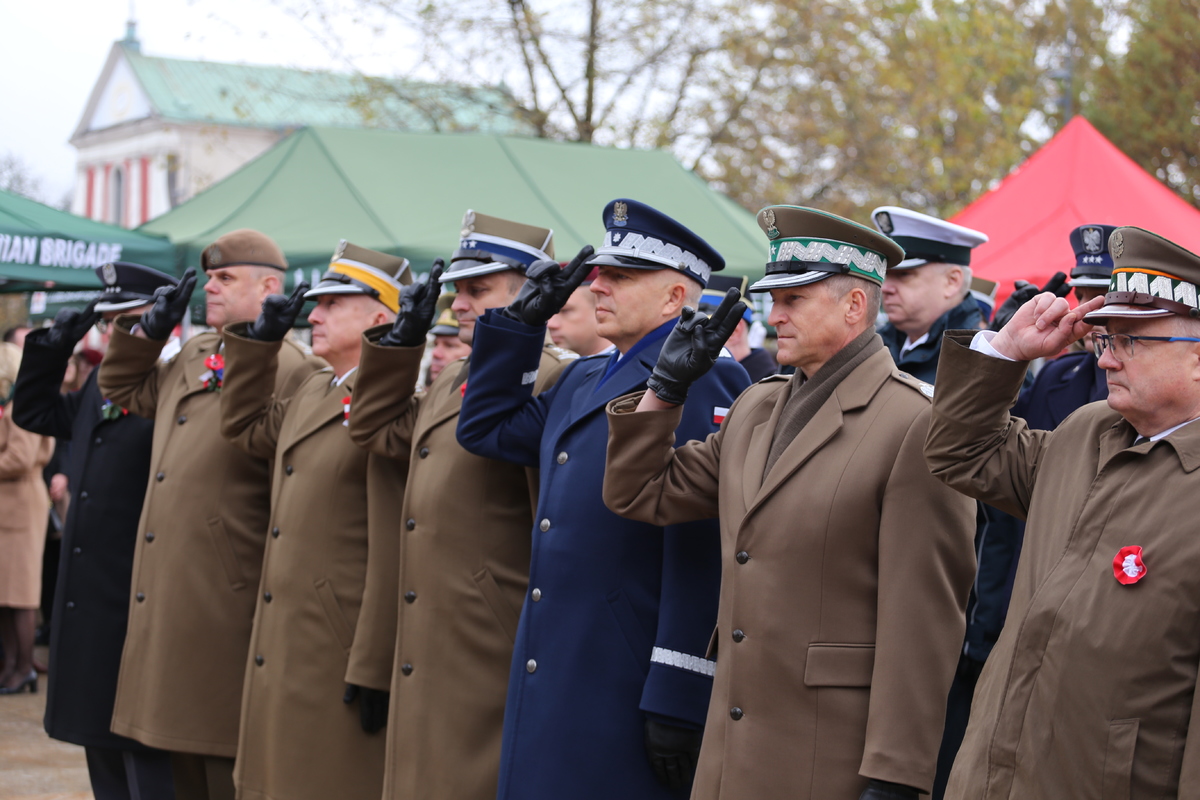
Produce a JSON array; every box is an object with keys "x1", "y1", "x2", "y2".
[{"x1": 69, "y1": 22, "x2": 533, "y2": 230}]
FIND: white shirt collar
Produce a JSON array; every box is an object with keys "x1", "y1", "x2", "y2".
[
  {"x1": 900, "y1": 332, "x2": 930, "y2": 356},
  {"x1": 332, "y1": 366, "x2": 358, "y2": 387}
]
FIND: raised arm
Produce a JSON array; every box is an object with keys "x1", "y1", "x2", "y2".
[
  {"x1": 219, "y1": 326, "x2": 291, "y2": 460},
  {"x1": 12, "y1": 311, "x2": 98, "y2": 438}
]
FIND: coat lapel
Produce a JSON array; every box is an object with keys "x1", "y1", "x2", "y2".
[
  {"x1": 740, "y1": 381, "x2": 791, "y2": 511},
  {"x1": 283, "y1": 370, "x2": 348, "y2": 451},
  {"x1": 416, "y1": 360, "x2": 468, "y2": 443},
  {"x1": 177, "y1": 340, "x2": 221, "y2": 401}
]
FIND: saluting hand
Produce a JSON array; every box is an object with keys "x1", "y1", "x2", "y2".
[
  {"x1": 501, "y1": 245, "x2": 595, "y2": 328},
  {"x1": 379, "y1": 259, "x2": 445, "y2": 347},
  {"x1": 244, "y1": 282, "x2": 311, "y2": 342},
  {"x1": 139, "y1": 267, "x2": 197, "y2": 341},
  {"x1": 989, "y1": 292, "x2": 1104, "y2": 362},
  {"x1": 45, "y1": 299, "x2": 100, "y2": 349},
  {"x1": 646, "y1": 288, "x2": 747, "y2": 406}
]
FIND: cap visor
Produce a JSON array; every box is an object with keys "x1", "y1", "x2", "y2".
[
  {"x1": 429, "y1": 325, "x2": 458, "y2": 336},
  {"x1": 891, "y1": 258, "x2": 929, "y2": 270},
  {"x1": 305, "y1": 283, "x2": 370, "y2": 299},
  {"x1": 1083, "y1": 304, "x2": 1175, "y2": 323},
  {"x1": 439, "y1": 261, "x2": 518, "y2": 282},
  {"x1": 94, "y1": 297, "x2": 151, "y2": 312},
  {"x1": 747, "y1": 271, "x2": 832, "y2": 293}
]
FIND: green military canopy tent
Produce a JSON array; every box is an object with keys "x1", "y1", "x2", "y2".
[
  {"x1": 0, "y1": 188, "x2": 178, "y2": 293},
  {"x1": 140, "y1": 126, "x2": 768, "y2": 289}
]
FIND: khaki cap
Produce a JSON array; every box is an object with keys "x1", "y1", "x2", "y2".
[
  {"x1": 1084, "y1": 227, "x2": 1200, "y2": 321},
  {"x1": 201, "y1": 229, "x2": 288, "y2": 271}
]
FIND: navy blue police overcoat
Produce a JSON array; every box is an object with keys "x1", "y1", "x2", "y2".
[{"x1": 458, "y1": 311, "x2": 749, "y2": 800}]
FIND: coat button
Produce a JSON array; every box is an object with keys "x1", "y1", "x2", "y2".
[
  {"x1": 156, "y1": 472, "x2": 165, "y2": 482},
  {"x1": 255, "y1": 655, "x2": 264, "y2": 666},
  {"x1": 556, "y1": 452, "x2": 568, "y2": 464},
  {"x1": 406, "y1": 519, "x2": 416, "y2": 531},
  {"x1": 735, "y1": 551, "x2": 750, "y2": 564},
  {"x1": 732, "y1": 629, "x2": 745, "y2": 642},
  {"x1": 80, "y1": 491, "x2": 89, "y2": 500},
  {"x1": 145, "y1": 532, "x2": 155, "y2": 542},
  {"x1": 404, "y1": 591, "x2": 417, "y2": 603},
  {"x1": 539, "y1": 519, "x2": 550, "y2": 532},
  {"x1": 94, "y1": 436, "x2": 103, "y2": 444},
  {"x1": 271, "y1": 527, "x2": 279, "y2": 538},
  {"x1": 526, "y1": 659, "x2": 537, "y2": 674},
  {"x1": 66, "y1": 601, "x2": 75, "y2": 609},
  {"x1": 419, "y1": 447, "x2": 429, "y2": 458},
  {"x1": 73, "y1": 546, "x2": 81, "y2": 555},
  {"x1": 136, "y1": 592, "x2": 145, "y2": 602},
  {"x1": 285, "y1": 465, "x2": 293, "y2": 475},
  {"x1": 177, "y1": 415, "x2": 187, "y2": 425},
  {"x1": 730, "y1": 707, "x2": 744, "y2": 720},
  {"x1": 531, "y1": 588, "x2": 542, "y2": 602},
  {"x1": 401, "y1": 663, "x2": 413, "y2": 676},
  {"x1": 264, "y1": 592, "x2": 273, "y2": 603}
]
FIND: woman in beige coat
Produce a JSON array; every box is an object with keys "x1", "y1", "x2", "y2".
[{"x1": 0, "y1": 341, "x2": 54, "y2": 694}]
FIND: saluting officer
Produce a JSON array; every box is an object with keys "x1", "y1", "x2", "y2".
[
  {"x1": 874, "y1": 207, "x2": 989, "y2": 383},
  {"x1": 457, "y1": 199, "x2": 750, "y2": 800},
  {"x1": 218, "y1": 242, "x2": 408, "y2": 800},
  {"x1": 347, "y1": 212, "x2": 576, "y2": 800},
  {"x1": 12, "y1": 263, "x2": 178, "y2": 800},
  {"x1": 98, "y1": 230, "x2": 323, "y2": 800},
  {"x1": 603, "y1": 206, "x2": 976, "y2": 799},
  {"x1": 928, "y1": 228, "x2": 1200, "y2": 798}
]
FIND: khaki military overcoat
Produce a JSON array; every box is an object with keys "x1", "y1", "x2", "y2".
[
  {"x1": 218, "y1": 329, "x2": 400, "y2": 800},
  {"x1": 927, "y1": 332, "x2": 1200, "y2": 799},
  {"x1": 0, "y1": 413, "x2": 53, "y2": 608},
  {"x1": 347, "y1": 328, "x2": 572, "y2": 800},
  {"x1": 98, "y1": 321, "x2": 322, "y2": 756},
  {"x1": 604, "y1": 346, "x2": 976, "y2": 798}
]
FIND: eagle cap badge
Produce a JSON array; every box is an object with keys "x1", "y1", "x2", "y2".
[
  {"x1": 764, "y1": 208, "x2": 780, "y2": 240},
  {"x1": 1082, "y1": 227, "x2": 1103, "y2": 254},
  {"x1": 460, "y1": 210, "x2": 476, "y2": 239},
  {"x1": 207, "y1": 245, "x2": 222, "y2": 267},
  {"x1": 1111, "y1": 230, "x2": 1124, "y2": 259},
  {"x1": 101, "y1": 262, "x2": 118, "y2": 286},
  {"x1": 612, "y1": 201, "x2": 629, "y2": 227}
]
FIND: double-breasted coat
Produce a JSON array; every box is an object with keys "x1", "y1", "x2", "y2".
[
  {"x1": 98, "y1": 320, "x2": 322, "y2": 756},
  {"x1": 457, "y1": 311, "x2": 750, "y2": 800},
  {"x1": 927, "y1": 332, "x2": 1200, "y2": 799},
  {"x1": 346, "y1": 325, "x2": 573, "y2": 800},
  {"x1": 603, "y1": 344, "x2": 977, "y2": 798},
  {"x1": 12, "y1": 330, "x2": 157, "y2": 750},
  {"x1": 0, "y1": 407, "x2": 53, "y2": 608},
  {"x1": 218, "y1": 328, "x2": 401, "y2": 800}
]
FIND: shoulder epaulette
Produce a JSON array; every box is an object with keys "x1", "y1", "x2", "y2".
[{"x1": 892, "y1": 370, "x2": 935, "y2": 399}]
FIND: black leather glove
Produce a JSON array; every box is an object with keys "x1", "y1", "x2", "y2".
[
  {"x1": 858, "y1": 779, "x2": 920, "y2": 799},
  {"x1": 45, "y1": 300, "x2": 100, "y2": 349},
  {"x1": 989, "y1": 271, "x2": 1070, "y2": 331},
  {"x1": 379, "y1": 259, "x2": 445, "y2": 347},
  {"x1": 644, "y1": 718, "x2": 703, "y2": 791},
  {"x1": 243, "y1": 283, "x2": 310, "y2": 342},
  {"x1": 646, "y1": 288, "x2": 747, "y2": 406},
  {"x1": 500, "y1": 245, "x2": 595, "y2": 328},
  {"x1": 139, "y1": 267, "x2": 197, "y2": 340},
  {"x1": 343, "y1": 683, "x2": 389, "y2": 735}
]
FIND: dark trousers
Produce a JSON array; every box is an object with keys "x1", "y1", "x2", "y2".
[
  {"x1": 85, "y1": 746, "x2": 176, "y2": 800},
  {"x1": 170, "y1": 752, "x2": 236, "y2": 800},
  {"x1": 932, "y1": 654, "x2": 985, "y2": 800}
]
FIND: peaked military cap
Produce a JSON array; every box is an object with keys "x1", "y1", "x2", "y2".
[
  {"x1": 748, "y1": 206, "x2": 904, "y2": 292},
  {"x1": 428, "y1": 293, "x2": 460, "y2": 337},
  {"x1": 94, "y1": 261, "x2": 180, "y2": 312},
  {"x1": 1068, "y1": 224, "x2": 1121, "y2": 288},
  {"x1": 201, "y1": 229, "x2": 287, "y2": 271},
  {"x1": 1084, "y1": 227, "x2": 1200, "y2": 322},
  {"x1": 305, "y1": 241, "x2": 412, "y2": 313},
  {"x1": 871, "y1": 207, "x2": 987, "y2": 270},
  {"x1": 699, "y1": 274, "x2": 752, "y2": 322},
  {"x1": 439, "y1": 211, "x2": 555, "y2": 283},
  {"x1": 585, "y1": 199, "x2": 724, "y2": 287}
]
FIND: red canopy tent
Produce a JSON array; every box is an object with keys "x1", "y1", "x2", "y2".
[{"x1": 950, "y1": 117, "x2": 1200, "y2": 305}]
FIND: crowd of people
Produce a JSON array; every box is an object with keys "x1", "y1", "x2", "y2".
[{"x1": 0, "y1": 195, "x2": 1196, "y2": 800}]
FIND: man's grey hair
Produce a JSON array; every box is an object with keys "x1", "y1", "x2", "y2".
[{"x1": 823, "y1": 274, "x2": 882, "y2": 328}]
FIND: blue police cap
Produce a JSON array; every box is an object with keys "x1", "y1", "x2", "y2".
[
  {"x1": 1068, "y1": 224, "x2": 1120, "y2": 287},
  {"x1": 94, "y1": 262, "x2": 179, "y2": 312},
  {"x1": 586, "y1": 199, "x2": 723, "y2": 287}
]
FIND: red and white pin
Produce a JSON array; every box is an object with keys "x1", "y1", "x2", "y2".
[
  {"x1": 1113, "y1": 546, "x2": 1147, "y2": 585},
  {"x1": 713, "y1": 406, "x2": 729, "y2": 425},
  {"x1": 343, "y1": 396, "x2": 352, "y2": 427}
]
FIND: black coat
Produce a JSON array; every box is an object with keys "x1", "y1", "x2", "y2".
[{"x1": 12, "y1": 330, "x2": 155, "y2": 751}]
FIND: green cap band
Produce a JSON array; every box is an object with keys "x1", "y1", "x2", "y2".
[{"x1": 767, "y1": 237, "x2": 887, "y2": 284}]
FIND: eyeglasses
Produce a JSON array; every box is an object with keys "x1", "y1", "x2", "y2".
[{"x1": 1092, "y1": 333, "x2": 1200, "y2": 360}]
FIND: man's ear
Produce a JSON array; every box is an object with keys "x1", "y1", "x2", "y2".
[
  {"x1": 262, "y1": 271, "x2": 283, "y2": 297},
  {"x1": 844, "y1": 287, "x2": 868, "y2": 326},
  {"x1": 944, "y1": 265, "x2": 966, "y2": 299}
]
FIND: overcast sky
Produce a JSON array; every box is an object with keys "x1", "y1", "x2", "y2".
[{"x1": 0, "y1": 0, "x2": 420, "y2": 205}]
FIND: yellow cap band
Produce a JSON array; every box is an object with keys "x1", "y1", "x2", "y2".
[{"x1": 329, "y1": 260, "x2": 401, "y2": 312}]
